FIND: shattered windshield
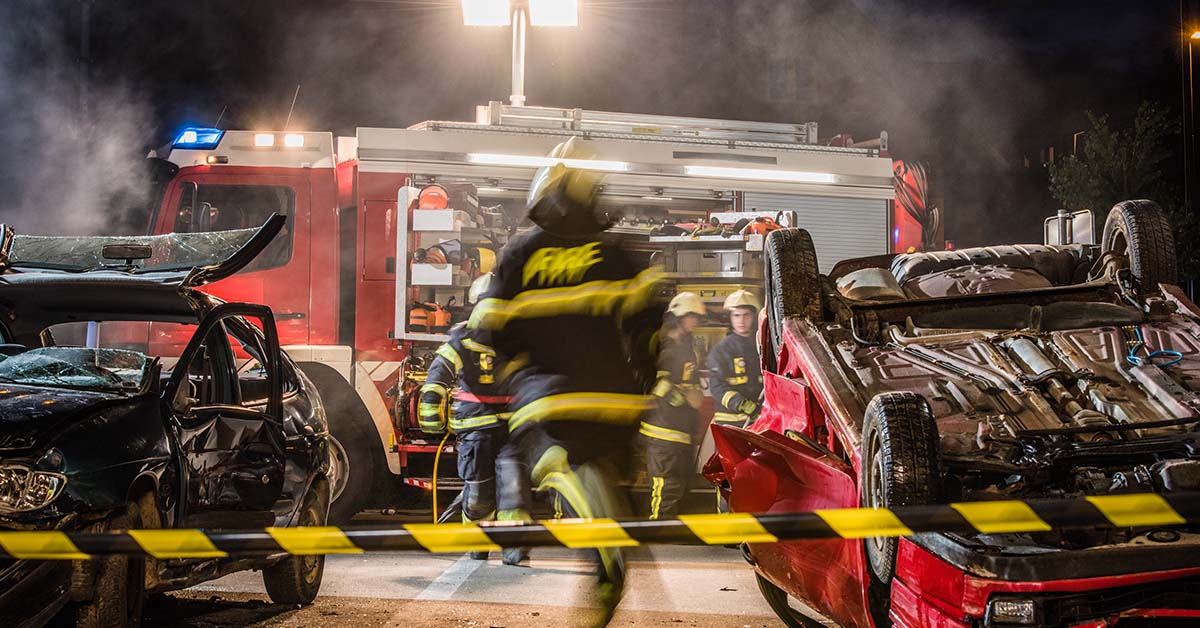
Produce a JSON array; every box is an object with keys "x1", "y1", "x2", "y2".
[
  {"x1": 7, "y1": 227, "x2": 260, "y2": 273},
  {"x1": 0, "y1": 347, "x2": 151, "y2": 392}
]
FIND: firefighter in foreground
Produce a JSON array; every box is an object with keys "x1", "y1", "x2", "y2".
[
  {"x1": 469, "y1": 137, "x2": 662, "y2": 625},
  {"x1": 419, "y1": 275, "x2": 529, "y2": 565},
  {"x1": 641, "y1": 292, "x2": 705, "y2": 520},
  {"x1": 707, "y1": 289, "x2": 764, "y2": 427}
]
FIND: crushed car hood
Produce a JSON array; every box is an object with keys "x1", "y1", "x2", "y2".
[{"x1": 0, "y1": 384, "x2": 128, "y2": 450}]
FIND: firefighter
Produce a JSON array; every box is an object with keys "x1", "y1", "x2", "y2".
[
  {"x1": 641, "y1": 292, "x2": 705, "y2": 520},
  {"x1": 469, "y1": 137, "x2": 662, "y2": 624},
  {"x1": 419, "y1": 275, "x2": 529, "y2": 565},
  {"x1": 707, "y1": 289, "x2": 764, "y2": 427}
]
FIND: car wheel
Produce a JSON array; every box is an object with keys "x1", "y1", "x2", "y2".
[
  {"x1": 263, "y1": 484, "x2": 328, "y2": 606},
  {"x1": 860, "y1": 392, "x2": 942, "y2": 585},
  {"x1": 1101, "y1": 199, "x2": 1177, "y2": 294},
  {"x1": 754, "y1": 573, "x2": 829, "y2": 628},
  {"x1": 763, "y1": 228, "x2": 822, "y2": 373},
  {"x1": 77, "y1": 501, "x2": 147, "y2": 628}
]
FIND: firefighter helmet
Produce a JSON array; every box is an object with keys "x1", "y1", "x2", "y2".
[
  {"x1": 526, "y1": 137, "x2": 610, "y2": 236},
  {"x1": 668, "y1": 292, "x2": 706, "y2": 318},
  {"x1": 723, "y1": 289, "x2": 761, "y2": 312},
  {"x1": 468, "y1": 273, "x2": 493, "y2": 305}
]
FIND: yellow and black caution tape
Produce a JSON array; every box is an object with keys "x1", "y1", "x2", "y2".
[{"x1": 3, "y1": 492, "x2": 1198, "y2": 560}]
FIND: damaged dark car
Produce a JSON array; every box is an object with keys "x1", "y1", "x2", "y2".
[{"x1": 0, "y1": 215, "x2": 331, "y2": 628}]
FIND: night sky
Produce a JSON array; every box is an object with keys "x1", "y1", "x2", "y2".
[{"x1": 0, "y1": 0, "x2": 1186, "y2": 245}]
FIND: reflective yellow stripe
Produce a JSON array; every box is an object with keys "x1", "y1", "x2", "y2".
[
  {"x1": 1086, "y1": 494, "x2": 1186, "y2": 527},
  {"x1": 404, "y1": 523, "x2": 501, "y2": 553},
  {"x1": 450, "y1": 413, "x2": 511, "y2": 431},
  {"x1": 267, "y1": 526, "x2": 364, "y2": 555},
  {"x1": 509, "y1": 393, "x2": 653, "y2": 432},
  {"x1": 544, "y1": 518, "x2": 640, "y2": 548},
  {"x1": 639, "y1": 421, "x2": 692, "y2": 445},
  {"x1": 436, "y1": 344, "x2": 463, "y2": 371},
  {"x1": 711, "y1": 412, "x2": 749, "y2": 425},
  {"x1": 679, "y1": 513, "x2": 777, "y2": 544},
  {"x1": 649, "y1": 477, "x2": 664, "y2": 519},
  {"x1": 652, "y1": 379, "x2": 674, "y2": 397},
  {"x1": 950, "y1": 501, "x2": 1052, "y2": 534},
  {"x1": 720, "y1": 391, "x2": 738, "y2": 409},
  {"x1": 461, "y1": 338, "x2": 495, "y2": 355},
  {"x1": 815, "y1": 508, "x2": 913, "y2": 538},
  {"x1": 129, "y1": 529, "x2": 227, "y2": 559},
  {"x1": 470, "y1": 266, "x2": 663, "y2": 330},
  {"x1": 0, "y1": 531, "x2": 88, "y2": 559},
  {"x1": 726, "y1": 376, "x2": 748, "y2": 385},
  {"x1": 418, "y1": 403, "x2": 445, "y2": 417}
]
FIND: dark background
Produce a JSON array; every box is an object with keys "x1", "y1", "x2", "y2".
[{"x1": 0, "y1": 0, "x2": 1186, "y2": 245}]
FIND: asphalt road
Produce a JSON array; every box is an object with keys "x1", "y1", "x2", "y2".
[{"x1": 148, "y1": 541, "x2": 805, "y2": 627}]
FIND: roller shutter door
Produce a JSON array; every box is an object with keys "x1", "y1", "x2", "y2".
[{"x1": 743, "y1": 193, "x2": 888, "y2": 272}]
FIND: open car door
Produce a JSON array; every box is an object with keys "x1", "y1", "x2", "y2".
[
  {"x1": 709, "y1": 376, "x2": 874, "y2": 628},
  {"x1": 165, "y1": 303, "x2": 287, "y2": 528}
]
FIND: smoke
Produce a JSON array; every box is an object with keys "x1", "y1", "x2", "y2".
[
  {"x1": 0, "y1": 0, "x2": 1172, "y2": 247},
  {"x1": 0, "y1": 0, "x2": 156, "y2": 236}
]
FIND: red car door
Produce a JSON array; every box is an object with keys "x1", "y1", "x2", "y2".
[{"x1": 711, "y1": 422, "x2": 875, "y2": 628}]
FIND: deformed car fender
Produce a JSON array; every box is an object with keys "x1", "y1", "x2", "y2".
[{"x1": 42, "y1": 396, "x2": 173, "y2": 520}]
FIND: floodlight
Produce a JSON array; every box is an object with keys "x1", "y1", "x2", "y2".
[
  {"x1": 462, "y1": 0, "x2": 511, "y2": 26},
  {"x1": 529, "y1": 0, "x2": 578, "y2": 26}
]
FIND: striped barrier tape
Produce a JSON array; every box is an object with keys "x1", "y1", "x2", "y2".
[{"x1": 2, "y1": 492, "x2": 1198, "y2": 560}]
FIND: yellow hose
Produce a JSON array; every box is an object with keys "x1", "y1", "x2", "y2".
[{"x1": 431, "y1": 430, "x2": 451, "y2": 523}]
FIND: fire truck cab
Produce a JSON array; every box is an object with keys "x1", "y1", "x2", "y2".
[{"x1": 146, "y1": 103, "x2": 917, "y2": 521}]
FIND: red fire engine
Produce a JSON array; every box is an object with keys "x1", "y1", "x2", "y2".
[{"x1": 144, "y1": 102, "x2": 929, "y2": 521}]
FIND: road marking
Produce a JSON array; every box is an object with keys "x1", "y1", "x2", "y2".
[{"x1": 415, "y1": 556, "x2": 486, "y2": 601}]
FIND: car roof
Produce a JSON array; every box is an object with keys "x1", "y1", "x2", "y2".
[{"x1": 0, "y1": 215, "x2": 283, "y2": 339}]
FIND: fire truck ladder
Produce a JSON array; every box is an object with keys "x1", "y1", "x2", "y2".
[{"x1": 409, "y1": 101, "x2": 885, "y2": 156}]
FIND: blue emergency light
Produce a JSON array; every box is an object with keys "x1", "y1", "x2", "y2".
[{"x1": 172, "y1": 127, "x2": 224, "y2": 150}]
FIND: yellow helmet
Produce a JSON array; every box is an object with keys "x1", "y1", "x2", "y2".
[
  {"x1": 723, "y1": 289, "x2": 761, "y2": 311},
  {"x1": 527, "y1": 137, "x2": 604, "y2": 207},
  {"x1": 668, "y1": 292, "x2": 706, "y2": 318},
  {"x1": 468, "y1": 273, "x2": 493, "y2": 305}
]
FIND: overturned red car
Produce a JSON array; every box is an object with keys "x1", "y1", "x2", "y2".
[{"x1": 707, "y1": 200, "x2": 1200, "y2": 628}]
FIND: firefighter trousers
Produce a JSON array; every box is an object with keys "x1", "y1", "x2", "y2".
[
  {"x1": 456, "y1": 426, "x2": 530, "y2": 523},
  {"x1": 641, "y1": 438, "x2": 692, "y2": 520},
  {"x1": 513, "y1": 421, "x2": 636, "y2": 625}
]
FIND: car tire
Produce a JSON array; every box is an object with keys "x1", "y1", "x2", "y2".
[
  {"x1": 763, "y1": 229, "x2": 823, "y2": 373},
  {"x1": 860, "y1": 392, "x2": 941, "y2": 586},
  {"x1": 1101, "y1": 199, "x2": 1177, "y2": 294},
  {"x1": 76, "y1": 501, "x2": 147, "y2": 628},
  {"x1": 754, "y1": 573, "x2": 828, "y2": 628},
  {"x1": 263, "y1": 484, "x2": 329, "y2": 606}
]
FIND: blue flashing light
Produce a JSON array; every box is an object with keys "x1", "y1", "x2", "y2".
[
  {"x1": 893, "y1": 226, "x2": 901, "y2": 243},
  {"x1": 173, "y1": 127, "x2": 224, "y2": 150}
]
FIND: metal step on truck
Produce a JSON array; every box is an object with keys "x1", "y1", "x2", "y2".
[{"x1": 136, "y1": 102, "x2": 922, "y2": 521}]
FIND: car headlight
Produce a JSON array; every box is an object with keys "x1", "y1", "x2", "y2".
[
  {"x1": 0, "y1": 465, "x2": 67, "y2": 514},
  {"x1": 986, "y1": 598, "x2": 1038, "y2": 626}
]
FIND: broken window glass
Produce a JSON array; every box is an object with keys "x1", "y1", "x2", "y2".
[{"x1": 0, "y1": 347, "x2": 150, "y2": 392}]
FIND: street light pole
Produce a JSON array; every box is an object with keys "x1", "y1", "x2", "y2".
[{"x1": 511, "y1": 4, "x2": 528, "y2": 107}]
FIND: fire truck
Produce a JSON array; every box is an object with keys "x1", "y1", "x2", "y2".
[{"x1": 144, "y1": 102, "x2": 926, "y2": 521}]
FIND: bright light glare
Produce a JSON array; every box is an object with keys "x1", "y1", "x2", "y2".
[
  {"x1": 683, "y1": 165, "x2": 836, "y2": 184},
  {"x1": 462, "y1": 0, "x2": 511, "y2": 26},
  {"x1": 468, "y1": 153, "x2": 630, "y2": 172},
  {"x1": 1192, "y1": 31, "x2": 1200, "y2": 40},
  {"x1": 254, "y1": 133, "x2": 276, "y2": 147},
  {"x1": 179, "y1": 131, "x2": 198, "y2": 144},
  {"x1": 284, "y1": 133, "x2": 304, "y2": 147},
  {"x1": 529, "y1": 0, "x2": 578, "y2": 26}
]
